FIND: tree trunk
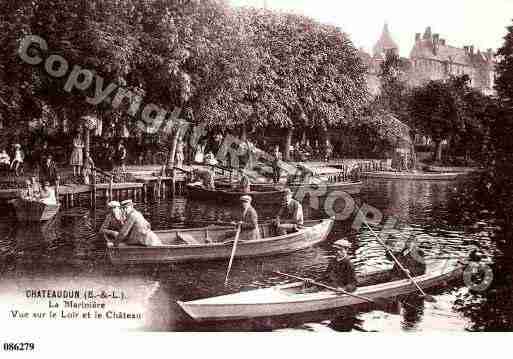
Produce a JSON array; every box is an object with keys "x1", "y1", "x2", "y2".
[
  {"x1": 164, "y1": 129, "x2": 181, "y2": 174},
  {"x1": 434, "y1": 140, "x2": 443, "y2": 163},
  {"x1": 283, "y1": 128, "x2": 293, "y2": 161}
]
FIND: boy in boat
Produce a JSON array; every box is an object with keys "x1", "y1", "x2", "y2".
[
  {"x1": 323, "y1": 239, "x2": 357, "y2": 292},
  {"x1": 387, "y1": 237, "x2": 426, "y2": 278},
  {"x1": 232, "y1": 195, "x2": 261, "y2": 241},
  {"x1": 274, "y1": 188, "x2": 304, "y2": 235},
  {"x1": 99, "y1": 201, "x2": 125, "y2": 241},
  {"x1": 39, "y1": 181, "x2": 57, "y2": 205},
  {"x1": 116, "y1": 200, "x2": 162, "y2": 246}
]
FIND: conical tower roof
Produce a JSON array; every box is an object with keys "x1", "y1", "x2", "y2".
[{"x1": 373, "y1": 23, "x2": 399, "y2": 57}]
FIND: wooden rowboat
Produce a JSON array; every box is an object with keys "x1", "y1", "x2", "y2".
[
  {"x1": 186, "y1": 183, "x2": 288, "y2": 206},
  {"x1": 106, "y1": 218, "x2": 334, "y2": 265},
  {"x1": 288, "y1": 180, "x2": 363, "y2": 195},
  {"x1": 177, "y1": 260, "x2": 462, "y2": 321},
  {"x1": 9, "y1": 198, "x2": 60, "y2": 222}
]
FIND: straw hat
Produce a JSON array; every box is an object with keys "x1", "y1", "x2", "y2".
[
  {"x1": 107, "y1": 201, "x2": 120, "y2": 208},
  {"x1": 121, "y1": 199, "x2": 133, "y2": 207}
]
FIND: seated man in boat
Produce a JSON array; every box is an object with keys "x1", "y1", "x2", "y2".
[
  {"x1": 116, "y1": 200, "x2": 162, "y2": 246},
  {"x1": 191, "y1": 168, "x2": 215, "y2": 190},
  {"x1": 274, "y1": 188, "x2": 303, "y2": 235},
  {"x1": 99, "y1": 201, "x2": 125, "y2": 241},
  {"x1": 323, "y1": 239, "x2": 357, "y2": 292},
  {"x1": 231, "y1": 195, "x2": 260, "y2": 241},
  {"x1": 39, "y1": 181, "x2": 57, "y2": 205},
  {"x1": 387, "y1": 237, "x2": 426, "y2": 278}
]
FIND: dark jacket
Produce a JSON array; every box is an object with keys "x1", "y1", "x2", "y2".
[
  {"x1": 238, "y1": 205, "x2": 260, "y2": 241},
  {"x1": 39, "y1": 161, "x2": 58, "y2": 185},
  {"x1": 324, "y1": 255, "x2": 357, "y2": 291},
  {"x1": 277, "y1": 199, "x2": 304, "y2": 225},
  {"x1": 387, "y1": 247, "x2": 426, "y2": 278}
]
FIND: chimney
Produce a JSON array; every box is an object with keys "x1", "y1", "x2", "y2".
[
  {"x1": 415, "y1": 33, "x2": 421, "y2": 42},
  {"x1": 433, "y1": 33, "x2": 440, "y2": 43},
  {"x1": 463, "y1": 46, "x2": 469, "y2": 55},
  {"x1": 440, "y1": 39, "x2": 446, "y2": 46},
  {"x1": 470, "y1": 45, "x2": 474, "y2": 55}
]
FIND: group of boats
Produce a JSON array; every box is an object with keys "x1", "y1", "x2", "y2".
[{"x1": 8, "y1": 168, "x2": 465, "y2": 323}]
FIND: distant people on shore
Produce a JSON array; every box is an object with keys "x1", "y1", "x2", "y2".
[
  {"x1": 10, "y1": 144, "x2": 24, "y2": 176},
  {"x1": 70, "y1": 132, "x2": 84, "y2": 176},
  {"x1": 82, "y1": 153, "x2": 95, "y2": 185},
  {"x1": 175, "y1": 140, "x2": 184, "y2": 169},
  {"x1": 115, "y1": 140, "x2": 127, "y2": 172},
  {"x1": 272, "y1": 146, "x2": 282, "y2": 184},
  {"x1": 0, "y1": 149, "x2": 10, "y2": 171},
  {"x1": 39, "y1": 155, "x2": 58, "y2": 185}
]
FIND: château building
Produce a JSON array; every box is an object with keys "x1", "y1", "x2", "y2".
[{"x1": 360, "y1": 24, "x2": 496, "y2": 96}]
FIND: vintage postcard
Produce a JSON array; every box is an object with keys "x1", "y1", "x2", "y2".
[{"x1": 1, "y1": 0, "x2": 512, "y2": 355}]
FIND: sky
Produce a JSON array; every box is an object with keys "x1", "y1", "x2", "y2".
[{"x1": 228, "y1": 0, "x2": 513, "y2": 57}]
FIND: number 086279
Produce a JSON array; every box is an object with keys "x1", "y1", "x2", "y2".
[{"x1": 3, "y1": 342, "x2": 35, "y2": 351}]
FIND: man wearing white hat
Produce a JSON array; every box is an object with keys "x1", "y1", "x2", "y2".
[
  {"x1": 232, "y1": 195, "x2": 260, "y2": 241},
  {"x1": 116, "y1": 200, "x2": 162, "y2": 246},
  {"x1": 324, "y1": 239, "x2": 357, "y2": 292},
  {"x1": 99, "y1": 201, "x2": 125, "y2": 240}
]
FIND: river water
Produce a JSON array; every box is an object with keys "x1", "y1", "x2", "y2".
[{"x1": 0, "y1": 177, "x2": 509, "y2": 332}]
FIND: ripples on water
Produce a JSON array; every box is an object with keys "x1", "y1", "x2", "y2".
[{"x1": 0, "y1": 178, "x2": 507, "y2": 331}]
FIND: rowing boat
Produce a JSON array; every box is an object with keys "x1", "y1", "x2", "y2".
[
  {"x1": 177, "y1": 259, "x2": 462, "y2": 321},
  {"x1": 288, "y1": 180, "x2": 363, "y2": 195},
  {"x1": 106, "y1": 218, "x2": 334, "y2": 265},
  {"x1": 186, "y1": 183, "x2": 288, "y2": 206},
  {"x1": 9, "y1": 198, "x2": 60, "y2": 222}
]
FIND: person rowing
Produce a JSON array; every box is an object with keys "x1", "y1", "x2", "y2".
[
  {"x1": 231, "y1": 195, "x2": 260, "y2": 241},
  {"x1": 386, "y1": 237, "x2": 426, "y2": 278},
  {"x1": 323, "y1": 239, "x2": 357, "y2": 292},
  {"x1": 191, "y1": 168, "x2": 215, "y2": 190},
  {"x1": 274, "y1": 188, "x2": 304, "y2": 235},
  {"x1": 99, "y1": 201, "x2": 125, "y2": 241}
]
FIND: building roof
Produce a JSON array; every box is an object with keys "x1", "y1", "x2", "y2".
[{"x1": 373, "y1": 23, "x2": 399, "y2": 57}]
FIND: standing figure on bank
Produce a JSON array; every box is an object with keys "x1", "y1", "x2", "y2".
[
  {"x1": 39, "y1": 155, "x2": 58, "y2": 186},
  {"x1": 116, "y1": 200, "x2": 162, "y2": 246},
  {"x1": 274, "y1": 188, "x2": 303, "y2": 235},
  {"x1": 70, "y1": 133, "x2": 84, "y2": 176},
  {"x1": 175, "y1": 140, "x2": 185, "y2": 169},
  {"x1": 82, "y1": 153, "x2": 95, "y2": 185},
  {"x1": 233, "y1": 195, "x2": 260, "y2": 241},
  {"x1": 116, "y1": 140, "x2": 127, "y2": 172},
  {"x1": 271, "y1": 146, "x2": 282, "y2": 184},
  {"x1": 99, "y1": 201, "x2": 125, "y2": 241},
  {"x1": 324, "y1": 239, "x2": 357, "y2": 292},
  {"x1": 239, "y1": 172, "x2": 251, "y2": 193},
  {"x1": 10, "y1": 144, "x2": 24, "y2": 176}
]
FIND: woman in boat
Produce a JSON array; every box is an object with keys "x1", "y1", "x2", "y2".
[
  {"x1": 323, "y1": 239, "x2": 357, "y2": 292},
  {"x1": 274, "y1": 188, "x2": 303, "y2": 235},
  {"x1": 70, "y1": 132, "x2": 84, "y2": 176},
  {"x1": 117, "y1": 200, "x2": 162, "y2": 246},
  {"x1": 191, "y1": 168, "x2": 215, "y2": 190},
  {"x1": 387, "y1": 237, "x2": 426, "y2": 278},
  {"x1": 99, "y1": 201, "x2": 125, "y2": 241},
  {"x1": 232, "y1": 195, "x2": 260, "y2": 241}
]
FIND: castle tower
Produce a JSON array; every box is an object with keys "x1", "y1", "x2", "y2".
[{"x1": 372, "y1": 23, "x2": 400, "y2": 57}]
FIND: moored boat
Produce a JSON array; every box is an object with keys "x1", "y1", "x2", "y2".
[
  {"x1": 106, "y1": 218, "x2": 334, "y2": 265},
  {"x1": 186, "y1": 183, "x2": 288, "y2": 206},
  {"x1": 9, "y1": 198, "x2": 60, "y2": 222},
  {"x1": 288, "y1": 180, "x2": 363, "y2": 195},
  {"x1": 177, "y1": 259, "x2": 462, "y2": 321},
  {"x1": 363, "y1": 171, "x2": 466, "y2": 180}
]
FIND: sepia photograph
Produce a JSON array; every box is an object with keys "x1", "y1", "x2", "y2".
[{"x1": 1, "y1": 0, "x2": 513, "y2": 352}]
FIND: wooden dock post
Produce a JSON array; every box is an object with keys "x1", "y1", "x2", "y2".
[{"x1": 92, "y1": 168, "x2": 97, "y2": 209}]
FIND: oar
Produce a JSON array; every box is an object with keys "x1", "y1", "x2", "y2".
[
  {"x1": 362, "y1": 221, "x2": 437, "y2": 303},
  {"x1": 275, "y1": 271, "x2": 382, "y2": 305},
  {"x1": 224, "y1": 223, "x2": 242, "y2": 286}
]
